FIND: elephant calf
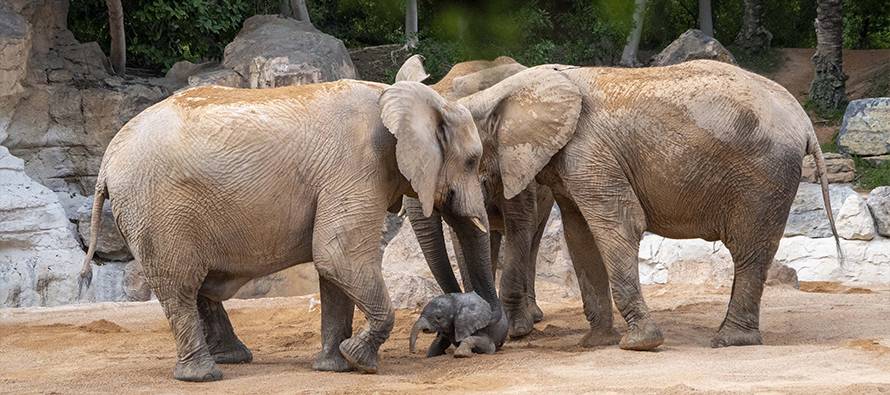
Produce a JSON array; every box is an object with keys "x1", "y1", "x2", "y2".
[
  {"x1": 409, "y1": 292, "x2": 496, "y2": 358},
  {"x1": 77, "y1": 78, "x2": 496, "y2": 381}
]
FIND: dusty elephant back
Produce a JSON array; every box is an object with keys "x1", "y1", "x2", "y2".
[
  {"x1": 96, "y1": 81, "x2": 393, "y2": 276},
  {"x1": 559, "y1": 61, "x2": 812, "y2": 240}
]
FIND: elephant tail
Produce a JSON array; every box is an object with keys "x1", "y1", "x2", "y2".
[
  {"x1": 807, "y1": 135, "x2": 844, "y2": 266},
  {"x1": 78, "y1": 178, "x2": 107, "y2": 299}
]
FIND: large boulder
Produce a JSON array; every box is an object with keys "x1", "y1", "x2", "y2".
[
  {"x1": 835, "y1": 194, "x2": 876, "y2": 241},
  {"x1": 785, "y1": 183, "x2": 856, "y2": 238},
  {"x1": 837, "y1": 98, "x2": 890, "y2": 156},
  {"x1": 867, "y1": 186, "x2": 890, "y2": 237},
  {"x1": 220, "y1": 15, "x2": 356, "y2": 88},
  {"x1": 649, "y1": 29, "x2": 737, "y2": 67},
  {"x1": 800, "y1": 153, "x2": 855, "y2": 183},
  {"x1": 0, "y1": 146, "x2": 84, "y2": 307},
  {"x1": 75, "y1": 198, "x2": 131, "y2": 261},
  {"x1": 0, "y1": 9, "x2": 31, "y2": 97}
]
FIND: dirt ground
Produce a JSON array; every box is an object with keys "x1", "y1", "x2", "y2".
[{"x1": 2, "y1": 283, "x2": 889, "y2": 394}]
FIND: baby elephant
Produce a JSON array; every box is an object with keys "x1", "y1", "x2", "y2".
[{"x1": 409, "y1": 292, "x2": 497, "y2": 358}]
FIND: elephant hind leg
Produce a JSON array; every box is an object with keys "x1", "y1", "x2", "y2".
[
  {"x1": 713, "y1": 233, "x2": 782, "y2": 348},
  {"x1": 197, "y1": 295, "x2": 253, "y2": 364},
  {"x1": 148, "y1": 266, "x2": 221, "y2": 382}
]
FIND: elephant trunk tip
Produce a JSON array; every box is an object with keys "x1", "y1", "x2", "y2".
[{"x1": 409, "y1": 317, "x2": 432, "y2": 354}]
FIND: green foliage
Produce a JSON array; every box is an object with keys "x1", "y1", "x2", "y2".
[
  {"x1": 853, "y1": 156, "x2": 890, "y2": 189},
  {"x1": 820, "y1": 132, "x2": 839, "y2": 153},
  {"x1": 68, "y1": 0, "x2": 890, "y2": 73},
  {"x1": 804, "y1": 99, "x2": 847, "y2": 123}
]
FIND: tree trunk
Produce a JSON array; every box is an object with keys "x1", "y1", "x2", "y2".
[
  {"x1": 619, "y1": 0, "x2": 646, "y2": 67},
  {"x1": 106, "y1": 0, "x2": 125, "y2": 75},
  {"x1": 281, "y1": 0, "x2": 311, "y2": 24},
  {"x1": 405, "y1": 0, "x2": 418, "y2": 48},
  {"x1": 809, "y1": 0, "x2": 847, "y2": 111},
  {"x1": 734, "y1": 0, "x2": 773, "y2": 52},
  {"x1": 698, "y1": 0, "x2": 714, "y2": 37}
]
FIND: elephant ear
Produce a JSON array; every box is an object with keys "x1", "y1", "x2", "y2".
[
  {"x1": 459, "y1": 67, "x2": 582, "y2": 199},
  {"x1": 395, "y1": 54, "x2": 430, "y2": 83},
  {"x1": 379, "y1": 81, "x2": 447, "y2": 217},
  {"x1": 454, "y1": 293, "x2": 492, "y2": 342}
]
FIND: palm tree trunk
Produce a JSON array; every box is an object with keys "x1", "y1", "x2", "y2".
[
  {"x1": 106, "y1": 0, "x2": 125, "y2": 75},
  {"x1": 698, "y1": 0, "x2": 714, "y2": 37},
  {"x1": 405, "y1": 0, "x2": 418, "y2": 48},
  {"x1": 734, "y1": 0, "x2": 773, "y2": 52},
  {"x1": 619, "y1": 0, "x2": 646, "y2": 67},
  {"x1": 809, "y1": 0, "x2": 847, "y2": 111},
  {"x1": 293, "y1": 0, "x2": 311, "y2": 24}
]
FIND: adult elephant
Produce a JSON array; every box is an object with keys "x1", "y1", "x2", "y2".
[
  {"x1": 411, "y1": 58, "x2": 840, "y2": 351},
  {"x1": 77, "y1": 69, "x2": 574, "y2": 381},
  {"x1": 397, "y1": 56, "x2": 586, "y2": 341}
]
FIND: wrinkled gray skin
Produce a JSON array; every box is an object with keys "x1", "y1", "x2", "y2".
[
  {"x1": 398, "y1": 56, "x2": 566, "y2": 342},
  {"x1": 409, "y1": 58, "x2": 841, "y2": 351},
  {"x1": 409, "y1": 292, "x2": 496, "y2": 358},
  {"x1": 77, "y1": 74, "x2": 496, "y2": 381}
]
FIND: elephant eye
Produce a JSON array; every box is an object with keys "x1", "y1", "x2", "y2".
[{"x1": 465, "y1": 157, "x2": 477, "y2": 170}]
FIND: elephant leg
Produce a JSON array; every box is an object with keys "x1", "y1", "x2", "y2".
[
  {"x1": 312, "y1": 277, "x2": 355, "y2": 371},
  {"x1": 499, "y1": 188, "x2": 539, "y2": 339},
  {"x1": 197, "y1": 295, "x2": 253, "y2": 364},
  {"x1": 553, "y1": 194, "x2": 620, "y2": 348},
  {"x1": 527, "y1": 188, "x2": 554, "y2": 324},
  {"x1": 449, "y1": 226, "x2": 473, "y2": 293},
  {"x1": 150, "y1": 266, "x2": 222, "y2": 382},
  {"x1": 572, "y1": 180, "x2": 663, "y2": 351},
  {"x1": 454, "y1": 335, "x2": 496, "y2": 358},
  {"x1": 313, "y1": 204, "x2": 394, "y2": 374},
  {"x1": 713, "y1": 235, "x2": 781, "y2": 347},
  {"x1": 426, "y1": 334, "x2": 452, "y2": 357}
]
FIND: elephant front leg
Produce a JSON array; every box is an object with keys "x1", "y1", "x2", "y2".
[
  {"x1": 499, "y1": 189, "x2": 540, "y2": 339},
  {"x1": 554, "y1": 195, "x2": 620, "y2": 347},
  {"x1": 313, "y1": 208, "x2": 394, "y2": 374},
  {"x1": 197, "y1": 295, "x2": 253, "y2": 364},
  {"x1": 572, "y1": 182, "x2": 663, "y2": 351},
  {"x1": 313, "y1": 277, "x2": 355, "y2": 371}
]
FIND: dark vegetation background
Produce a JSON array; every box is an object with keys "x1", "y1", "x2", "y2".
[{"x1": 69, "y1": 0, "x2": 890, "y2": 77}]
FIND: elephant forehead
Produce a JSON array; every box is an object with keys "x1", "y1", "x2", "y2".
[{"x1": 171, "y1": 81, "x2": 355, "y2": 109}]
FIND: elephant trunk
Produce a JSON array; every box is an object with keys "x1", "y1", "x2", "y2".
[
  {"x1": 409, "y1": 316, "x2": 433, "y2": 353},
  {"x1": 449, "y1": 215, "x2": 508, "y2": 347},
  {"x1": 403, "y1": 197, "x2": 463, "y2": 293}
]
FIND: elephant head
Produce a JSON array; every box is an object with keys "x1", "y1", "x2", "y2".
[
  {"x1": 395, "y1": 57, "x2": 583, "y2": 349},
  {"x1": 380, "y1": 80, "x2": 487, "y2": 226},
  {"x1": 409, "y1": 292, "x2": 492, "y2": 355}
]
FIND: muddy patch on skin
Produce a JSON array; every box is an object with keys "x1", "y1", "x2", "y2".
[
  {"x1": 799, "y1": 281, "x2": 874, "y2": 294},
  {"x1": 78, "y1": 319, "x2": 127, "y2": 333}
]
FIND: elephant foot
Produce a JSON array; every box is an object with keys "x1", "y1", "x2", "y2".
[
  {"x1": 453, "y1": 342, "x2": 474, "y2": 358},
  {"x1": 174, "y1": 357, "x2": 223, "y2": 382},
  {"x1": 313, "y1": 349, "x2": 353, "y2": 372},
  {"x1": 619, "y1": 319, "x2": 664, "y2": 351},
  {"x1": 529, "y1": 299, "x2": 544, "y2": 323},
  {"x1": 579, "y1": 326, "x2": 621, "y2": 348},
  {"x1": 711, "y1": 325, "x2": 762, "y2": 348},
  {"x1": 339, "y1": 332, "x2": 379, "y2": 374},
  {"x1": 210, "y1": 340, "x2": 253, "y2": 364},
  {"x1": 506, "y1": 308, "x2": 535, "y2": 339}
]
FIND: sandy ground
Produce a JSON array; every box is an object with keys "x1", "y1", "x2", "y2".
[{"x1": 1, "y1": 283, "x2": 889, "y2": 394}]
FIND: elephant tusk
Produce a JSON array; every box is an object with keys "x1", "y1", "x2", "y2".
[{"x1": 470, "y1": 217, "x2": 487, "y2": 233}]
